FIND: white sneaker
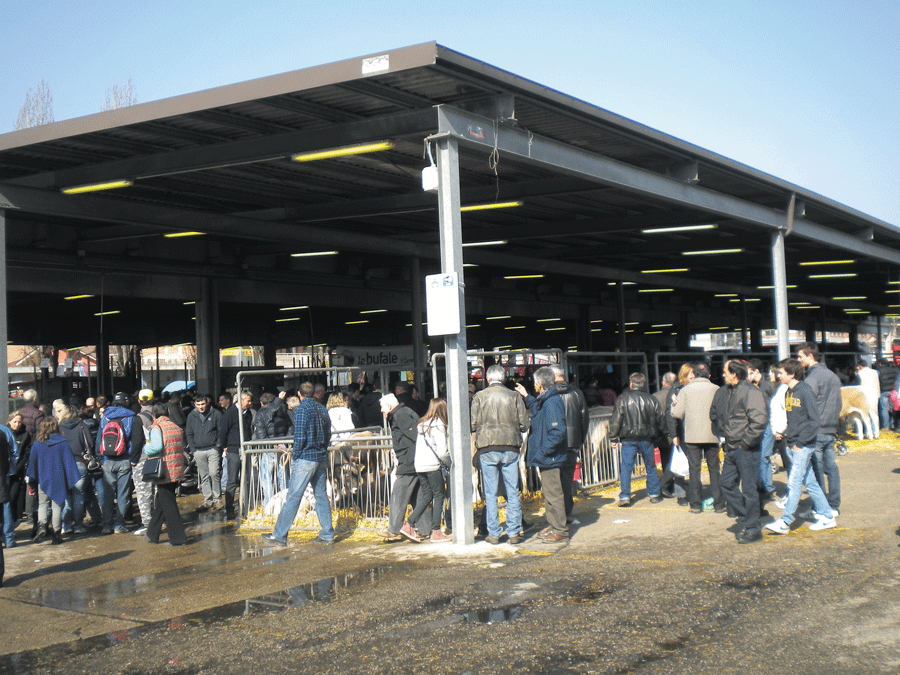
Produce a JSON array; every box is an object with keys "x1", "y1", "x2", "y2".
[
  {"x1": 133, "y1": 527, "x2": 148, "y2": 536},
  {"x1": 831, "y1": 509, "x2": 840, "y2": 518},
  {"x1": 774, "y1": 497, "x2": 787, "y2": 510},
  {"x1": 764, "y1": 520, "x2": 789, "y2": 534},
  {"x1": 808, "y1": 516, "x2": 836, "y2": 531}
]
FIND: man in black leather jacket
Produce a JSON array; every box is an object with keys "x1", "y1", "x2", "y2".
[{"x1": 608, "y1": 372, "x2": 663, "y2": 507}]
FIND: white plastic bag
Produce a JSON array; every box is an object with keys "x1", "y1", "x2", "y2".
[{"x1": 670, "y1": 445, "x2": 689, "y2": 477}]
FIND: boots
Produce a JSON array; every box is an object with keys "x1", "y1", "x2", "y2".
[
  {"x1": 33, "y1": 526, "x2": 48, "y2": 544},
  {"x1": 50, "y1": 530, "x2": 63, "y2": 545}
]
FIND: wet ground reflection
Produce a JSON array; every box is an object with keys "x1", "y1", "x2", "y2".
[{"x1": 1, "y1": 567, "x2": 390, "y2": 674}]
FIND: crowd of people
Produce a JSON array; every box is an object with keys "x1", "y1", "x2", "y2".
[{"x1": 1, "y1": 343, "x2": 883, "y2": 585}]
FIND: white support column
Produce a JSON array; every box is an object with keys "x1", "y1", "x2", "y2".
[
  {"x1": 771, "y1": 230, "x2": 791, "y2": 360},
  {"x1": 435, "y1": 136, "x2": 474, "y2": 545},
  {"x1": 0, "y1": 211, "x2": 8, "y2": 423}
]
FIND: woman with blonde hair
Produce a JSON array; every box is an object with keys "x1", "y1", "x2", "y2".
[{"x1": 407, "y1": 398, "x2": 451, "y2": 542}]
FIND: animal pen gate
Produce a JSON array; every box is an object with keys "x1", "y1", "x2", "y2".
[{"x1": 235, "y1": 368, "x2": 395, "y2": 532}]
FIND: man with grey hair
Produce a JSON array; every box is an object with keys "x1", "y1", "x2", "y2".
[
  {"x1": 218, "y1": 391, "x2": 254, "y2": 520},
  {"x1": 608, "y1": 372, "x2": 663, "y2": 507},
  {"x1": 516, "y1": 366, "x2": 569, "y2": 543},
  {"x1": 18, "y1": 389, "x2": 44, "y2": 435},
  {"x1": 471, "y1": 365, "x2": 530, "y2": 544},
  {"x1": 549, "y1": 364, "x2": 589, "y2": 523}
]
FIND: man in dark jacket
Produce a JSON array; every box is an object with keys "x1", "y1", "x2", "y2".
[
  {"x1": 359, "y1": 380, "x2": 385, "y2": 428},
  {"x1": 378, "y1": 394, "x2": 420, "y2": 541},
  {"x1": 253, "y1": 392, "x2": 292, "y2": 507},
  {"x1": 185, "y1": 394, "x2": 223, "y2": 511},
  {"x1": 471, "y1": 365, "x2": 529, "y2": 545},
  {"x1": 516, "y1": 366, "x2": 569, "y2": 543},
  {"x1": 876, "y1": 358, "x2": 900, "y2": 430},
  {"x1": 218, "y1": 391, "x2": 254, "y2": 519},
  {"x1": 608, "y1": 372, "x2": 663, "y2": 508},
  {"x1": 797, "y1": 342, "x2": 842, "y2": 513},
  {"x1": 550, "y1": 364, "x2": 589, "y2": 522},
  {"x1": 710, "y1": 360, "x2": 768, "y2": 544},
  {"x1": 96, "y1": 392, "x2": 144, "y2": 534},
  {"x1": 165, "y1": 392, "x2": 187, "y2": 429},
  {"x1": 0, "y1": 432, "x2": 9, "y2": 586},
  {"x1": 18, "y1": 390, "x2": 44, "y2": 435},
  {"x1": 395, "y1": 381, "x2": 426, "y2": 417}
]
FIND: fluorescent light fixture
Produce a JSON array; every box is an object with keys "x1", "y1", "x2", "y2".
[
  {"x1": 638, "y1": 288, "x2": 673, "y2": 293},
  {"x1": 183, "y1": 301, "x2": 195, "y2": 306},
  {"x1": 463, "y1": 263, "x2": 478, "y2": 267},
  {"x1": 462, "y1": 240, "x2": 507, "y2": 248},
  {"x1": 291, "y1": 250, "x2": 339, "y2": 258},
  {"x1": 486, "y1": 316, "x2": 511, "y2": 320},
  {"x1": 789, "y1": 302, "x2": 810, "y2": 306},
  {"x1": 645, "y1": 330, "x2": 663, "y2": 334},
  {"x1": 641, "y1": 268, "x2": 689, "y2": 274},
  {"x1": 466, "y1": 324, "x2": 481, "y2": 328},
  {"x1": 291, "y1": 141, "x2": 393, "y2": 162},
  {"x1": 607, "y1": 281, "x2": 636, "y2": 285},
  {"x1": 64, "y1": 294, "x2": 94, "y2": 300},
  {"x1": 758, "y1": 285, "x2": 797, "y2": 289},
  {"x1": 886, "y1": 290, "x2": 900, "y2": 293},
  {"x1": 682, "y1": 248, "x2": 743, "y2": 256},
  {"x1": 652, "y1": 324, "x2": 674, "y2": 328},
  {"x1": 496, "y1": 345, "x2": 512, "y2": 350},
  {"x1": 94, "y1": 310, "x2": 120, "y2": 316},
  {"x1": 460, "y1": 201, "x2": 522, "y2": 212},
  {"x1": 889, "y1": 305, "x2": 900, "y2": 308},
  {"x1": 345, "y1": 320, "x2": 368, "y2": 325},
  {"x1": 275, "y1": 317, "x2": 300, "y2": 322},
  {"x1": 625, "y1": 322, "x2": 640, "y2": 326},
  {"x1": 729, "y1": 298, "x2": 761, "y2": 302},
  {"x1": 833, "y1": 296, "x2": 866, "y2": 300},
  {"x1": 590, "y1": 320, "x2": 603, "y2": 323},
  {"x1": 504, "y1": 274, "x2": 544, "y2": 279},
  {"x1": 641, "y1": 224, "x2": 717, "y2": 234},
  {"x1": 568, "y1": 346, "x2": 578, "y2": 350},
  {"x1": 591, "y1": 328, "x2": 602, "y2": 332},
  {"x1": 545, "y1": 327, "x2": 566, "y2": 331},
  {"x1": 799, "y1": 260, "x2": 855, "y2": 266},
  {"x1": 537, "y1": 318, "x2": 561, "y2": 323},
  {"x1": 504, "y1": 326, "x2": 526, "y2": 330},
  {"x1": 279, "y1": 306, "x2": 308, "y2": 311},
  {"x1": 889, "y1": 281, "x2": 900, "y2": 285},
  {"x1": 715, "y1": 293, "x2": 738, "y2": 297},
  {"x1": 709, "y1": 326, "x2": 729, "y2": 330},
  {"x1": 164, "y1": 231, "x2": 205, "y2": 238},
  {"x1": 799, "y1": 305, "x2": 821, "y2": 309},
  {"x1": 808, "y1": 273, "x2": 857, "y2": 279},
  {"x1": 62, "y1": 179, "x2": 132, "y2": 194},
  {"x1": 360, "y1": 309, "x2": 387, "y2": 314}
]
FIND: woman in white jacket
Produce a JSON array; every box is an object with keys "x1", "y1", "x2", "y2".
[{"x1": 407, "y1": 398, "x2": 451, "y2": 542}]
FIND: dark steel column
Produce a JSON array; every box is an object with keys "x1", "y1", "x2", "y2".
[
  {"x1": 435, "y1": 136, "x2": 474, "y2": 545},
  {"x1": 195, "y1": 277, "x2": 221, "y2": 396},
  {"x1": 0, "y1": 211, "x2": 7, "y2": 422},
  {"x1": 410, "y1": 257, "x2": 426, "y2": 385}
]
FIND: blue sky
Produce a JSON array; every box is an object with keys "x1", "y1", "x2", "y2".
[{"x1": 2, "y1": 0, "x2": 898, "y2": 226}]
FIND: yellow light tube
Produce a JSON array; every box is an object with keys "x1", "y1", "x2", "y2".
[
  {"x1": 641, "y1": 268, "x2": 689, "y2": 274},
  {"x1": 799, "y1": 260, "x2": 855, "y2": 266},
  {"x1": 291, "y1": 141, "x2": 393, "y2": 162},
  {"x1": 504, "y1": 274, "x2": 544, "y2": 279},
  {"x1": 164, "y1": 231, "x2": 205, "y2": 238},
  {"x1": 460, "y1": 201, "x2": 522, "y2": 212},
  {"x1": 62, "y1": 179, "x2": 132, "y2": 194},
  {"x1": 64, "y1": 294, "x2": 94, "y2": 300}
]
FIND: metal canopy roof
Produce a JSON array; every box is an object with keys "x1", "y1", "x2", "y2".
[{"x1": 1, "y1": 41, "x2": 897, "y2": 350}]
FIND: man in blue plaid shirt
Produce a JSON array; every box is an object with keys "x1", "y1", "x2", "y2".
[{"x1": 262, "y1": 382, "x2": 333, "y2": 547}]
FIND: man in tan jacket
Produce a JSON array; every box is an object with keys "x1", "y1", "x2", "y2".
[{"x1": 671, "y1": 363, "x2": 723, "y2": 514}]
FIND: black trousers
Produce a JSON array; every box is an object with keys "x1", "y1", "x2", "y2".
[
  {"x1": 720, "y1": 446, "x2": 761, "y2": 533},
  {"x1": 147, "y1": 482, "x2": 187, "y2": 545},
  {"x1": 409, "y1": 470, "x2": 446, "y2": 534},
  {"x1": 684, "y1": 442, "x2": 723, "y2": 510},
  {"x1": 561, "y1": 450, "x2": 578, "y2": 517},
  {"x1": 223, "y1": 447, "x2": 241, "y2": 517}
]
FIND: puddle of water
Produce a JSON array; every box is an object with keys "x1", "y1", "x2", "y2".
[
  {"x1": 0, "y1": 567, "x2": 389, "y2": 673},
  {"x1": 461, "y1": 606, "x2": 523, "y2": 624}
]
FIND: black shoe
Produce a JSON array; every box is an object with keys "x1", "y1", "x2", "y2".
[
  {"x1": 660, "y1": 488, "x2": 674, "y2": 498},
  {"x1": 51, "y1": 531, "x2": 63, "y2": 545},
  {"x1": 736, "y1": 529, "x2": 762, "y2": 544},
  {"x1": 261, "y1": 533, "x2": 288, "y2": 548},
  {"x1": 33, "y1": 527, "x2": 48, "y2": 544},
  {"x1": 649, "y1": 495, "x2": 663, "y2": 504},
  {"x1": 520, "y1": 520, "x2": 534, "y2": 534},
  {"x1": 677, "y1": 498, "x2": 689, "y2": 506}
]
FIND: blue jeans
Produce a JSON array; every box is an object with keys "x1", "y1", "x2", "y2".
[
  {"x1": 260, "y1": 452, "x2": 287, "y2": 506},
  {"x1": 272, "y1": 457, "x2": 334, "y2": 543},
  {"x1": 619, "y1": 440, "x2": 660, "y2": 500},
  {"x1": 810, "y1": 433, "x2": 840, "y2": 510},
  {"x1": 62, "y1": 463, "x2": 92, "y2": 531},
  {"x1": 758, "y1": 424, "x2": 775, "y2": 493},
  {"x1": 102, "y1": 459, "x2": 133, "y2": 530},
  {"x1": 779, "y1": 444, "x2": 834, "y2": 525},
  {"x1": 479, "y1": 449, "x2": 522, "y2": 539},
  {"x1": 878, "y1": 391, "x2": 893, "y2": 429}
]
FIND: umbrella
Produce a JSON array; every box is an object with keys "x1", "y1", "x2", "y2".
[{"x1": 161, "y1": 379, "x2": 195, "y2": 394}]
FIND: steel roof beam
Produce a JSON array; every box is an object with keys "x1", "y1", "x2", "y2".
[
  {"x1": 7, "y1": 108, "x2": 438, "y2": 190},
  {"x1": 435, "y1": 105, "x2": 900, "y2": 266}
]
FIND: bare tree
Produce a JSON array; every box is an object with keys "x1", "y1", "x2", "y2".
[
  {"x1": 16, "y1": 79, "x2": 54, "y2": 129},
  {"x1": 102, "y1": 77, "x2": 137, "y2": 111}
]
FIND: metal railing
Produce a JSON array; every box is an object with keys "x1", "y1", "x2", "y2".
[
  {"x1": 430, "y1": 348, "x2": 566, "y2": 397},
  {"x1": 238, "y1": 428, "x2": 395, "y2": 531}
]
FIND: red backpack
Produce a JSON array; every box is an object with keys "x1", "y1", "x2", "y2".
[{"x1": 101, "y1": 418, "x2": 127, "y2": 458}]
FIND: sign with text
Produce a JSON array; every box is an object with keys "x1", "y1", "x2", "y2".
[
  {"x1": 334, "y1": 345, "x2": 415, "y2": 369},
  {"x1": 425, "y1": 272, "x2": 461, "y2": 336}
]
